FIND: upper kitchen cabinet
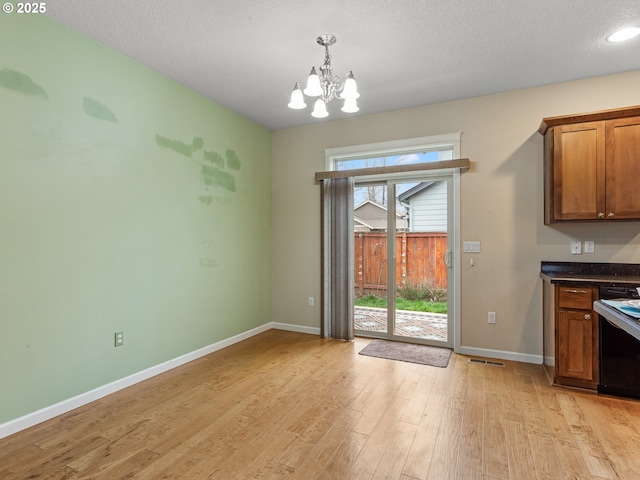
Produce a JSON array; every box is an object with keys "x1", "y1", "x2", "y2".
[{"x1": 539, "y1": 106, "x2": 640, "y2": 223}]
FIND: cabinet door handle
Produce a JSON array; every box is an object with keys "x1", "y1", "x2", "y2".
[
  {"x1": 584, "y1": 314, "x2": 591, "y2": 320},
  {"x1": 564, "y1": 289, "x2": 587, "y2": 294},
  {"x1": 608, "y1": 212, "x2": 615, "y2": 218},
  {"x1": 598, "y1": 212, "x2": 605, "y2": 218}
]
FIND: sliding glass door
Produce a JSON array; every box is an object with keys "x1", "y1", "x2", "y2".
[
  {"x1": 354, "y1": 182, "x2": 390, "y2": 337},
  {"x1": 354, "y1": 175, "x2": 453, "y2": 348}
]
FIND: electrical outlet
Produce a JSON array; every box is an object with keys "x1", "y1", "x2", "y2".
[
  {"x1": 488, "y1": 312, "x2": 496, "y2": 324},
  {"x1": 114, "y1": 331, "x2": 124, "y2": 347},
  {"x1": 308, "y1": 296, "x2": 314, "y2": 307},
  {"x1": 571, "y1": 241, "x2": 582, "y2": 255}
]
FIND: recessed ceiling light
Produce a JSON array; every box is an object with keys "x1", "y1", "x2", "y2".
[{"x1": 607, "y1": 26, "x2": 640, "y2": 43}]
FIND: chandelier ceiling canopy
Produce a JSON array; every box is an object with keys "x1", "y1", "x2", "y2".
[{"x1": 288, "y1": 34, "x2": 360, "y2": 119}]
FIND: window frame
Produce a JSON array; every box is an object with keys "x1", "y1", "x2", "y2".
[{"x1": 324, "y1": 132, "x2": 462, "y2": 171}]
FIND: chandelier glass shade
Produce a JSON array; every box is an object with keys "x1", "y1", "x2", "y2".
[{"x1": 288, "y1": 34, "x2": 359, "y2": 118}]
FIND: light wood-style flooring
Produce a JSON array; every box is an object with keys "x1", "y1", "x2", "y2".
[{"x1": 3, "y1": 329, "x2": 640, "y2": 479}]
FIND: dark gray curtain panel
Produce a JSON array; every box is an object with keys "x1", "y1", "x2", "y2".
[{"x1": 321, "y1": 177, "x2": 354, "y2": 341}]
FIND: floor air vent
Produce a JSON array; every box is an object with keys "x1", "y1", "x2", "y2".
[{"x1": 468, "y1": 358, "x2": 505, "y2": 367}]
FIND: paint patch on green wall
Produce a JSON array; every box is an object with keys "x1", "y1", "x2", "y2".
[
  {"x1": 201, "y1": 165, "x2": 236, "y2": 192},
  {"x1": 155, "y1": 134, "x2": 194, "y2": 157},
  {"x1": 199, "y1": 258, "x2": 218, "y2": 268},
  {"x1": 154, "y1": 135, "x2": 206, "y2": 158},
  {"x1": 198, "y1": 195, "x2": 231, "y2": 206},
  {"x1": 199, "y1": 195, "x2": 213, "y2": 205},
  {"x1": 192, "y1": 137, "x2": 204, "y2": 151},
  {"x1": 0, "y1": 68, "x2": 48, "y2": 98},
  {"x1": 156, "y1": 133, "x2": 240, "y2": 197},
  {"x1": 225, "y1": 149, "x2": 241, "y2": 171},
  {"x1": 82, "y1": 97, "x2": 118, "y2": 123},
  {"x1": 204, "y1": 150, "x2": 224, "y2": 167}
]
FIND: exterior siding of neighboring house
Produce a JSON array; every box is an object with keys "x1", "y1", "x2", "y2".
[
  {"x1": 354, "y1": 201, "x2": 407, "y2": 232},
  {"x1": 399, "y1": 182, "x2": 447, "y2": 232}
]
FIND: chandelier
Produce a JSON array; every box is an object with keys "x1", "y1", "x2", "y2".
[{"x1": 287, "y1": 34, "x2": 360, "y2": 118}]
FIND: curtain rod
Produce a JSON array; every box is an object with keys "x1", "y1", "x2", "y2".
[{"x1": 315, "y1": 158, "x2": 470, "y2": 181}]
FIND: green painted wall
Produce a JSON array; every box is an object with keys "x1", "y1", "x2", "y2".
[{"x1": 0, "y1": 12, "x2": 272, "y2": 424}]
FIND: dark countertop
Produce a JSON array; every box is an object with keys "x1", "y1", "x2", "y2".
[
  {"x1": 540, "y1": 261, "x2": 640, "y2": 286},
  {"x1": 541, "y1": 272, "x2": 640, "y2": 285},
  {"x1": 594, "y1": 301, "x2": 640, "y2": 342}
]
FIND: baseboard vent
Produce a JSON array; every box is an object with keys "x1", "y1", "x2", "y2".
[{"x1": 468, "y1": 358, "x2": 505, "y2": 367}]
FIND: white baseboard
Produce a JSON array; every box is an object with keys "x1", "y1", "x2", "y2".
[
  {"x1": 458, "y1": 345, "x2": 543, "y2": 365},
  {"x1": 0, "y1": 321, "x2": 313, "y2": 440},
  {"x1": 271, "y1": 322, "x2": 321, "y2": 336}
]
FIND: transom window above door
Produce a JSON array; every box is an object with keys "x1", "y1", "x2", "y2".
[
  {"x1": 335, "y1": 146, "x2": 454, "y2": 171},
  {"x1": 325, "y1": 132, "x2": 461, "y2": 172}
]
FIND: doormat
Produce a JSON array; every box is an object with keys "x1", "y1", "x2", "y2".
[{"x1": 359, "y1": 340, "x2": 452, "y2": 368}]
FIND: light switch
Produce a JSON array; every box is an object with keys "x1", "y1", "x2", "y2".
[
  {"x1": 463, "y1": 241, "x2": 481, "y2": 253},
  {"x1": 584, "y1": 241, "x2": 595, "y2": 254}
]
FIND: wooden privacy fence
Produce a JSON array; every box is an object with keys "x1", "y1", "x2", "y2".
[{"x1": 354, "y1": 232, "x2": 448, "y2": 296}]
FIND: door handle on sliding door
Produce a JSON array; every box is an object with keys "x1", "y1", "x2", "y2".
[{"x1": 442, "y1": 250, "x2": 452, "y2": 268}]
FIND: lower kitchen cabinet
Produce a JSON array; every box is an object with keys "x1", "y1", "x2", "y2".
[
  {"x1": 549, "y1": 283, "x2": 599, "y2": 389},
  {"x1": 541, "y1": 262, "x2": 640, "y2": 393}
]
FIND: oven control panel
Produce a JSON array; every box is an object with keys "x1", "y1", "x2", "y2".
[{"x1": 599, "y1": 286, "x2": 640, "y2": 300}]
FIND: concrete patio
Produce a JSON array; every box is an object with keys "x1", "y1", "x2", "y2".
[{"x1": 354, "y1": 306, "x2": 448, "y2": 341}]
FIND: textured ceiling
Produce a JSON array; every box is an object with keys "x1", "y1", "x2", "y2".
[{"x1": 45, "y1": 0, "x2": 640, "y2": 130}]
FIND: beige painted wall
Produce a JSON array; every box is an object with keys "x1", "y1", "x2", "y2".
[{"x1": 272, "y1": 70, "x2": 640, "y2": 361}]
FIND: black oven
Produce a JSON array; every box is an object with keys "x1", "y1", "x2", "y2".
[{"x1": 598, "y1": 285, "x2": 640, "y2": 399}]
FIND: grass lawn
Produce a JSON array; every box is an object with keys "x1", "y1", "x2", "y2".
[{"x1": 354, "y1": 295, "x2": 447, "y2": 314}]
